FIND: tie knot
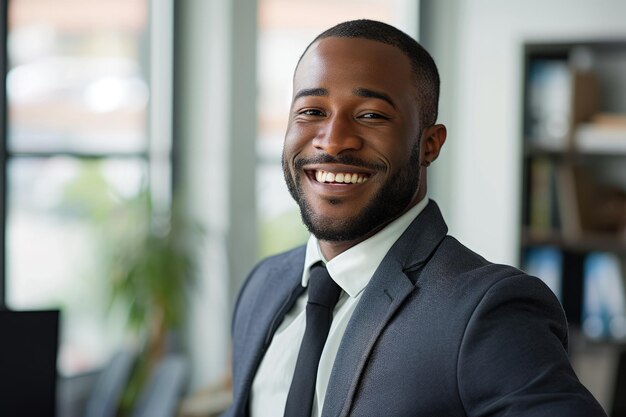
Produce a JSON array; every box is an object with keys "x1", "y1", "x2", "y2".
[{"x1": 307, "y1": 263, "x2": 342, "y2": 309}]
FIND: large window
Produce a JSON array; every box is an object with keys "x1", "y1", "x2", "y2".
[
  {"x1": 256, "y1": 0, "x2": 418, "y2": 258},
  {"x1": 4, "y1": 0, "x2": 160, "y2": 375}
]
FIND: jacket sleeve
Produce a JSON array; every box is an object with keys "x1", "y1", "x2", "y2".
[{"x1": 457, "y1": 273, "x2": 607, "y2": 417}]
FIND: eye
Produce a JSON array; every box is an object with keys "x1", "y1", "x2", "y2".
[
  {"x1": 298, "y1": 108, "x2": 325, "y2": 117},
  {"x1": 358, "y1": 112, "x2": 389, "y2": 120}
]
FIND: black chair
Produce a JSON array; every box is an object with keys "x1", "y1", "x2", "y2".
[
  {"x1": 84, "y1": 348, "x2": 137, "y2": 417},
  {"x1": 130, "y1": 354, "x2": 189, "y2": 417}
]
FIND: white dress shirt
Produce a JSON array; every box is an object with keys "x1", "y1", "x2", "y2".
[{"x1": 250, "y1": 197, "x2": 429, "y2": 417}]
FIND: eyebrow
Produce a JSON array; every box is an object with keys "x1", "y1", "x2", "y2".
[
  {"x1": 353, "y1": 88, "x2": 396, "y2": 109},
  {"x1": 293, "y1": 86, "x2": 396, "y2": 109},
  {"x1": 294, "y1": 88, "x2": 328, "y2": 101}
]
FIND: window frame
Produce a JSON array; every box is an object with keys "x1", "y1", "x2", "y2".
[{"x1": 0, "y1": 0, "x2": 176, "y2": 339}]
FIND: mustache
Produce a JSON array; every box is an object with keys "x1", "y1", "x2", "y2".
[{"x1": 294, "y1": 153, "x2": 386, "y2": 172}]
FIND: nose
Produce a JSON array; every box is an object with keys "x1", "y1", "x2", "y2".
[{"x1": 312, "y1": 113, "x2": 363, "y2": 156}]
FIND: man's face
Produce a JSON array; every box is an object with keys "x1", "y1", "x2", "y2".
[{"x1": 282, "y1": 36, "x2": 425, "y2": 242}]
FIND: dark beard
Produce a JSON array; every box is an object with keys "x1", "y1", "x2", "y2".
[{"x1": 282, "y1": 143, "x2": 421, "y2": 242}]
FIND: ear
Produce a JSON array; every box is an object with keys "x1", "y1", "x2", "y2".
[{"x1": 420, "y1": 124, "x2": 447, "y2": 167}]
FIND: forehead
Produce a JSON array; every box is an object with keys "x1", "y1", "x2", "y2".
[{"x1": 293, "y1": 37, "x2": 415, "y2": 96}]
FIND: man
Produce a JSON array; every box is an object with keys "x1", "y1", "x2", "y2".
[{"x1": 224, "y1": 19, "x2": 606, "y2": 417}]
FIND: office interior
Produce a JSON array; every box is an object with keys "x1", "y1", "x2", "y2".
[{"x1": 1, "y1": 0, "x2": 626, "y2": 416}]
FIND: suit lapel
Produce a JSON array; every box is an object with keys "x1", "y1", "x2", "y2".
[
  {"x1": 322, "y1": 201, "x2": 448, "y2": 417},
  {"x1": 233, "y1": 249, "x2": 305, "y2": 417}
]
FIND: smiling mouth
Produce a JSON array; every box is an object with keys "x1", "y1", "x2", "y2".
[{"x1": 310, "y1": 170, "x2": 370, "y2": 184}]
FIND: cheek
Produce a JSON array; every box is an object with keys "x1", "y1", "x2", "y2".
[
  {"x1": 284, "y1": 125, "x2": 320, "y2": 170},
  {"x1": 375, "y1": 133, "x2": 417, "y2": 170},
  {"x1": 284, "y1": 124, "x2": 311, "y2": 154}
]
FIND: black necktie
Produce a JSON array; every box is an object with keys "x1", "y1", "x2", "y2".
[{"x1": 283, "y1": 263, "x2": 342, "y2": 417}]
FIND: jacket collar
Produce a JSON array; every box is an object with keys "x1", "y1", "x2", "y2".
[{"x1": 321, "y1": 200, "x2": 448, "y2": 417}]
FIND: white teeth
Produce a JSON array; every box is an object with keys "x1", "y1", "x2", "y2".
[{"x1": 313, "y1": 170, "x2": 369, "y2": 184}]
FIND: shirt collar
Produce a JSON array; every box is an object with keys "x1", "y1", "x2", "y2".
[{"x1": 302, "y1": 196, "x2": 429, "y2": 298}]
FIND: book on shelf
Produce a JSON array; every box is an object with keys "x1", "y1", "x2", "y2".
[
  {"x1": 526, "y1": 59, "x2": 599, "y2": 149},
  {"x1": 555, "y1": 164, "x2": 582, "y2": 239},
  {"x1": 526, "y1": 60, "x2": 571, "y2": 148},
  {"x1": 528, "y1": 157, "x2": 560, "y2": 234},
  {"x1": 582, "y1": 252, "x2": 626, "y2": 340},
  {"x1": 570, "y1": 70, "x2": 600, "y2": 137},
  {"x1": 575, "y1": 113, "x2": 626, "y2": 154},
  {"x1": 554, "y1": 164, "x2": 626, "y2": 240}
]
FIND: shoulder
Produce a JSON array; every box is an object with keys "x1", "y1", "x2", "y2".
[
  {"x1": 416, "y1": 235, "x2": 563, "y2": 335},
  {"x1": 237, "y1": 244, "x2": 305, "y2": 290},
  {"x1": 422, "y1": 238, "x2": 600, "y2": 415},
  {"x1": 429, "y1": 235, "x2": 547, "y2": 285},
  {"x1": 419, "y1": 235, "x2": 532, "y2": 289},
  {"x1": 231, "y1": 245, "x2": 306, "y2": 323},
  {"x1": 251, "y1": 245, "x2": 307, "y2": 275}
]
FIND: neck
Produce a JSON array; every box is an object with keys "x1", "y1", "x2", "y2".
[
  {"x1": 318, "y1": 185, "x2": 427, "y2": 261},
  {"x1": 318, "y1": 234, "x2": 373, "y2": 261}
]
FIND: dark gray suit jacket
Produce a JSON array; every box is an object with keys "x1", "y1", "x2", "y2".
[{"x1": 224, "y1": 201, "x2": 606, "y2": 417}]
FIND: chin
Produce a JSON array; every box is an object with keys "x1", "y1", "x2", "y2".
[{"x1": 300, "y1": 201, "x2": 375, "y2": 242}]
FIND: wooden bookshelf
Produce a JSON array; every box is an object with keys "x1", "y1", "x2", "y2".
[
  {"x1": 522, "y1": 228, "x2": 626, "y2": 254},
  {"x1": 519, "y1": 41, "x2": 626, "y2": 340}
]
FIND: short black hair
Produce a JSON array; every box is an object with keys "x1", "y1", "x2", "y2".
[{"x1": 298, "y1": 19, "x2": 440, "y2": 126}]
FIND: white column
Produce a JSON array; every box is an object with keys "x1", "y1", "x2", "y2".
[{"x1": 175, "y1": 0, "x2": 258, "y2": 389}]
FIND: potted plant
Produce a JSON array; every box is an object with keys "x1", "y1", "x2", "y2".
[{"x1": 103, "y1": 190, "x2": 202, "y2": 412}]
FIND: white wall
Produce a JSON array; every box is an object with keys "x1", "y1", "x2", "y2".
[{"x1": 425, "y1": 0, "x2": 626, "y2": 266}]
